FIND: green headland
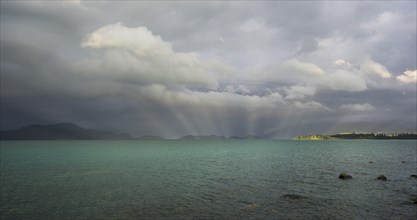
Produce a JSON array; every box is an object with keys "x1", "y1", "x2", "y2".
[{"x1": 295, "y1": 132, "x2": 417, "y2": 140}]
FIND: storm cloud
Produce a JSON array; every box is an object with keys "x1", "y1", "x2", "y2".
[{"x1": 1, "y1": 1, "x2": 416, "y2": 138}]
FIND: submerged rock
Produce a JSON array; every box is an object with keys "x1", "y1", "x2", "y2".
[
  {"x1": 410, "y1": 174, "x2": 417, "y2": 178},
  {"x1": 338, "y1": 172, "x2": 353, "y2": 179},
  {"x1": 368, "y1": 161, "x2": 373, "y2": 164},
  {"x1": 283, "y1": 194, "x2": 307, "y2": 199},
  {"x1": 376, "y1": 175, "x2": 387, "y2": 181}
]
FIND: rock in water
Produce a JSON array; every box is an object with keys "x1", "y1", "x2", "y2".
[
  {"x1": 376, "y1": 175, "x2": 387, "y2": 181},
  {"x1": 410, "y1": 174, "x2": 417, "y2": 178},
  {"x1": 339, "y1": 172, "x2": 353, "y2": 179},
  {"x1": 283, "y1": 194, "x2": 307, "y2": 199}
]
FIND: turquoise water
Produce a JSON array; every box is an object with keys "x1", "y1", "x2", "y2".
[{"x1": 1, "y1": 140, "x2": 416, "y2": 219}]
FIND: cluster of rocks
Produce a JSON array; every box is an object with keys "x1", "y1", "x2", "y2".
[
  {"x1": 338, "y1": 173, "x2": 417, "y2": 181},
  {"x1": 283, "y1": 163, "x2": 417, "y2": 204},
  {"x1": 337, "y1": 172, "x2": 417, "y2": 204}
]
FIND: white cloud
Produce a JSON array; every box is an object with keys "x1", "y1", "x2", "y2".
[
  {"x1": 253, "y1": 59, "x2": 369, "y2": 93},
  {"x1": 239, "y1": 19, "x2": 277, "y2": 36},
  {"x1": 82, "y1": 23, "x2": 170, "y2": 53},
  {"x1": 81, "y1": 23, "x2": 222, "y2": 90},
  {"x1": 360, "y1": 11, "x2": 396, "y2": 30},
  {"x1": 292, "y1": 101, "x2": 329, "y2": 111},
  {"x1": 396, "y1": 69, "x2": 417, "y2": 84},
  {"x1": 284, "y1": 85, "x2": 315, "y2": 100},
  {"x1": 224, "y1": 85, "x2": 251, "y2": 94},
  {"x1": 202, "y1": 59, "x2": 238, "y2": 77},
  {"x1": 334, "y1": 59, "x2": 351, "y2": 67},
  {"x1": 137, "y1": 85, "x2": 331, "y2": 118},
  {"x1": 324, "y1": 70, "x2": 368, "y2": 92},
  {"x1": 339, "y1": 103, "x2": 375, "y2": 111},
  {"x1": 360, "y1": 56, "x2": 392, "y2": 78},
  {"x1": 282, "y1": 59, "x2": 325, "y2": 75},
  {"x1": 136, "y1": 84, "x2": 284, "y2": 112}
]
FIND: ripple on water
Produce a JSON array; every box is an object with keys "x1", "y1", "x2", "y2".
[{"x1": 1, "y1": 140, "x2": 416, "y2": 219}]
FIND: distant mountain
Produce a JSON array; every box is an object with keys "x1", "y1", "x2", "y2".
[
  {"x1": 228, "y1": 135, "x2": 262, "y2": 139},
  {"x1": 180, "y1": 135, "x2": 226, "y2": 140},
  {"x1": 139, "y1": 135, "x2": 164, "y2": 140},
  {"x1": 0, "y1": 123, "x2": 133, "y2": 140},
  {"x1": 179, "y1": 135, "x2": 267, "y2": 140}
]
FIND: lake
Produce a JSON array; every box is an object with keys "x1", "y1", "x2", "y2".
[{"x1": 1, "y1": 140, "x2": 416, "y2": 219}]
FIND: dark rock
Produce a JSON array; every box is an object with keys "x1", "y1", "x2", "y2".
[
  {"x1": 376, "y1": 175, "x2": 387, "y2": 181},
  {"x1": 411, "y1": 197, "x2": 417, "y2": 204},
  {"x1": 283, "y1": 194, "x2": 307, "y2": 199},
  {"x1": 401, "y1": 161, "x2": 406, "y2": 163},
  {"x1": 368, "y1": 161, "x2": 373, "y2": 164},
  {"x1": 338, "y1": 172, "x2": 353, "y2": 179},
  {"x1": 410, "y1": 175, "x2": 417, "y2": 178}
]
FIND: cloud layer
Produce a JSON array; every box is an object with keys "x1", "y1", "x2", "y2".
[{"x1": 1, "y1": 1, "x2": 416, "y2": 137}]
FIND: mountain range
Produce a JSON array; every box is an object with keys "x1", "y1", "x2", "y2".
[
  {"x1": 0, "y1": 123, "x2": 264, "y2": 140},
  {"x1": 0, "y1": 123, "x2": 133, "y2": 140}
]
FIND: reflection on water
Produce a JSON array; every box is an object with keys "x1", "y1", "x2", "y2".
[{"x1": 1, "y1": 140, "x2": 416, "y2": 219}]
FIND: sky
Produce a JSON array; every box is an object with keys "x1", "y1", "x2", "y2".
[{"x1": 0, "y1": 1, "x2": 416, "y2": 138}]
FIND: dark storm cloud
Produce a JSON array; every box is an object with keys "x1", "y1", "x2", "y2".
[{"x1": 1, "y1": 1, "x2": 416, "y2": 137}]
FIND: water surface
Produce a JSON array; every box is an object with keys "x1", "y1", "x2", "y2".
[{"x1": 1, "y1": 140, "x2": 416, "y2": 219}]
